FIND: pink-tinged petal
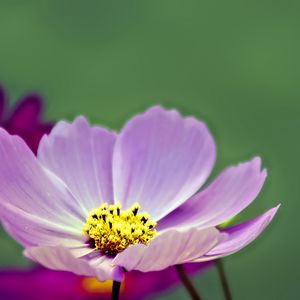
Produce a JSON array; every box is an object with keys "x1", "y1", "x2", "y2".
[
  {"x1": 0, "y1": 129, "x2": 86, "y2": 247},
  {"x1": 113, "y1": 227, "x2": 222, "y2": 272},
  {"x1": 24, "y1": 246, "x2": 124, "y2": 282},
  {"x1": 1, "y1": 211, "x2": 85, "y2": 248},
  {"x1": 159, "y1": 157, "x2": 266, "y2": 230},
  {"x1": 193, "y1": 206, "x2": 279, "y2": 262},
  {"x1": 113, "y1": 106, "x2": 216, "y2": 220},
  {"x1": 67, "y1": 244, "x2": 96, "y2": 258},
  {"x1": 38, "y1": 117, "x2": 116, "y2": 211}
]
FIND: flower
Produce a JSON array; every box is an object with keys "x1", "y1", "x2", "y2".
[
  {"x1": 0, "y1": 91, "x2": 211, "y2": 298},
  {"x1": 0, "y1": 263, "x2": 212, "y2": 300},
  {"x1": 0, "y1": 106, "x2": 279, "y2": 282},
  {"x1": 0, "y1": 85, "x2": 52, "y2": 154}
]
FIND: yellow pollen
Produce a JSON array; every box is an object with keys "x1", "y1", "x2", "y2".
[{"x1": 83, "y1": 203, "x2": 157, "y2": 256}]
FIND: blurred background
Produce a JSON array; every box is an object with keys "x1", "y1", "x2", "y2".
[{"x1": 0, "y1": 0, "x2": 298, "y2": 299}]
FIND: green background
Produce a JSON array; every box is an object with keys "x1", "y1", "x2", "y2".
[{"x1": 0, "y1": 0, "x2": 298, "y2": 299}]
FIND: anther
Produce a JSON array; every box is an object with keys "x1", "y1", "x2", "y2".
[
  {"x1": 141, "y1": 216, "x2": 148, "y2": 224},
  {"x1": 83, "y1": 202, "x2": 157, "y2": 256}
]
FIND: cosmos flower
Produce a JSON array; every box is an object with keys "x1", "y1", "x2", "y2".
[
  {"x1": 0, "y1": 90, "x2": 209, "y2": 299},
  {"x1": 0, "y1": 85, "x2": 52, "y2": 154},
  {"x1": 0, "y1": 263, "x2": 212, "y2": 300},
  {"x1": 0, "y1": 106, "x2": 279, "y2": 282}
]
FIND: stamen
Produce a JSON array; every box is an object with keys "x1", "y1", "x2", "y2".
[{"x1": 83, "y1": 202, "x2": 157, "y2": 256}]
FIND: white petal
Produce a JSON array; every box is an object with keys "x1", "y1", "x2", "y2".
[
  {"x1": 113, "y1": 106, "x2": 216, "y2": 220},
  {"x1": 24, "y1": 246, "x2": 124, "y2": 281},
  {"x1": 0, "y1": 129, "x2": 85, "y2": 247},
  {"x1": 38, "y1": 116, "x2": 116, "y2": 212},
  {"x1": 113, "y1": 227, "x2": 222, "y2": 272}
]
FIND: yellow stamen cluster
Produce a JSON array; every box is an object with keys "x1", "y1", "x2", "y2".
[{"x1": 83, "y1": 203, "x2": 156, "y2": 256}]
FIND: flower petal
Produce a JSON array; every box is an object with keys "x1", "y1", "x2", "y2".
[
  {"x1": 6, "y1": 93, "x2": 43, "y2": 132},
  {"x1": 193, "y1": 206, "x2": 279, "y2": 262},
  {"x1": 1, "y1": 210, "x2": 85, "y2": 248},
  {"x1": 38, "y1": 117, "x2": 116, "y2": 212},
  {"x1": 2, "y1": 91, "x2": 53, "y2": 154},
  {"x1": 158, "y1": 157, "x2": 266, "y2": 230},
  {"x1": 113, "y1": 106, "x2": 216, "y2": 220},
  {"x1": 0, "y1": 129, "x2": 86, "y2": 247},
  {"x1": 24, "y1": 246, "x2": 124, "y2": 281},
  {"x1": 113, "y1": 227, "x2": 222, "y2": 272}
]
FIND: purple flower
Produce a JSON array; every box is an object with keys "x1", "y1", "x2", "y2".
[
  {"x1": 0, "y1": 85, "x2": 52, "y2": 154},
  {"x1": 0, "y1": 263, "x2": 212, "y2": 300},
  {"x1": 0, "y1": 106, "x2": 279, "y2": 282},
  {"x1": 0, "y1": 90, "x2": 208, "y2": 299}
]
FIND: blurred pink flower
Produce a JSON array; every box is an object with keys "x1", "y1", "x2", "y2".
[
  {"x1": 0, "y1": 263, "x2": 212, "y2": 300},
  {"x1": 0, "y1": 106, "x2": 279, "y2": 282},
  {"x1": 0, "y1": 86, "x2": 52, "y2": 154}
]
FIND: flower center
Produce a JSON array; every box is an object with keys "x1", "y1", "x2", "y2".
[{"x1": 83, "y1": 203, "x2": 156, "y2": 256}]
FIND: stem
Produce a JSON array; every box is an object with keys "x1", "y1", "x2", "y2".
[
  {"x1": 111, "y1": 280, "x2": 121, "y2": 300},
  {"x1": 216, "y1": 259, "x2": 232, "y2": 300},
  {"x1": 175, "y1": 264, "x2": 202, "y2": 300}
]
